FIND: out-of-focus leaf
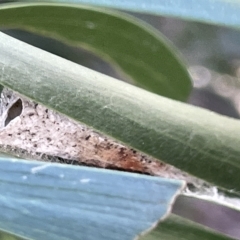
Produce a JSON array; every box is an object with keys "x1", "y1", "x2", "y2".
[
  {"x1": 0, "y1": 230, "x2": 25, "y2": 240},
  {"x1": 0, "y1": 156, "x2": 184, "y2": 240},
  {"x1": 0, "y1": 3, "x2": 192, "y2": 101},
  {"x1": 23, "y1": 0, "x2": 240, "y2": 29},
  {"x1": 172, "y1": 194, "x2": 240, "y2": 236},
  {"x1": 1, "y1": 32, "x2": 240, "y2": 192},
  {"x1": 140, "y1": 214, "x2": 234, "y2": 240}
]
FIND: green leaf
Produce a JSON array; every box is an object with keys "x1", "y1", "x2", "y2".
[
  {"x1": 0, "y1": 156, "x2": 184, "y2": 240},
  {"x1": 1, "y1": 32, "x2": 240, "y2": 193},
  {"x1": 140, "y1": 214, "x2": 234, "y2": 240},
  {"x1": 0, "y1": 3, "x2": 191, "y2": 101},
  {"x1": 23, "y1": 0, "x2": 240, "y2": 29},
  {"x1": 0, "y1": 230, "x2": 25, "y2": 240}
]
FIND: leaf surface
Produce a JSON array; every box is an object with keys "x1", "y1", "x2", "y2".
[
  {"x1": 1, "y1": 32, "x2": 240, "y2": 193},
  {"x1": 25, "y1": 0, "x2": 240, "y2": 29},
  {"x1": 0, "y1": 3, "x2": 191, "y2": 101},
  {"x1": 0, "y1": 156, "x2": 184, "y2": 240}
]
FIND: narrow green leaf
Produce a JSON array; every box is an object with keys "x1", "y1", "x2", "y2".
[
  {"x1": 1, "y1": 32, "x2": 240, "y2": 192},
  {"x1": 140, "y1": 214, "x2": 234, "y2": 240},
  {"x1": 0, "y1": 3, "x2": 191, "y2": 101},
  {"x1": 0, "y1": 156, "x2": 184, "y2": 240},
  {"x1": 22, "y1": 0, "x2": 240, "y2": 29}
]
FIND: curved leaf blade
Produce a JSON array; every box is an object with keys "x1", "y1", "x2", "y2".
[
  {"x1": 0, "y1": 156, "x2": 184, "y2": 240},
  {"x1": 1, "y1": 32, "x2": 240, "y2": 192},
  {"x1": 30, "y1": 0, "x2": 240, "y2": 29},
  {"x1": 0, "y1": 3, "x2": 191, "y2": 101}
]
